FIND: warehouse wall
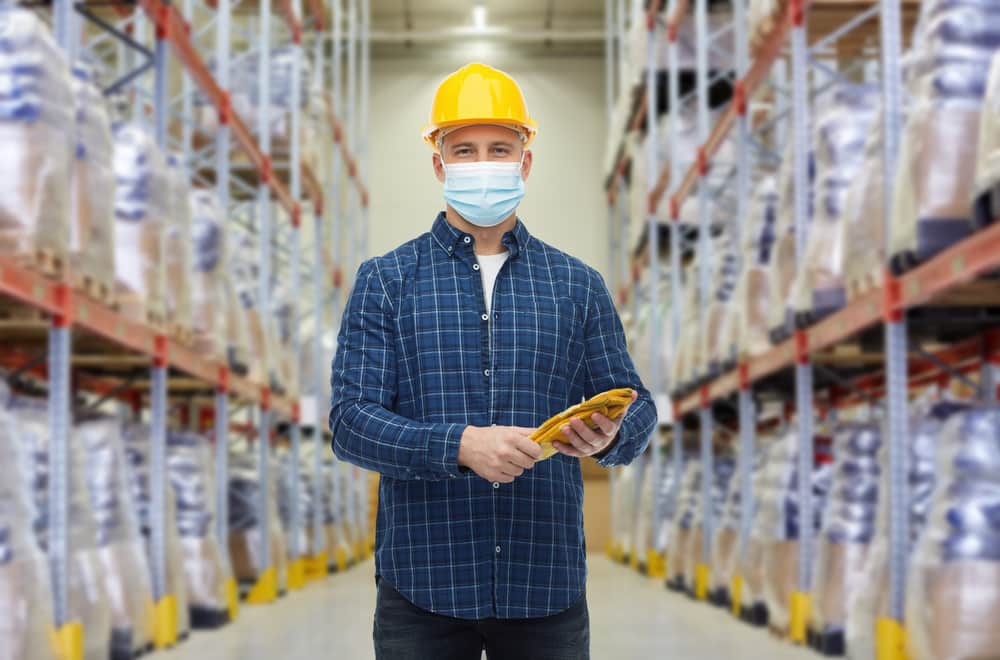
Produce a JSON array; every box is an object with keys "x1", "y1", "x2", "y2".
[{"x1": 368, "y1": 50, "x2": 612, "y2": 282}]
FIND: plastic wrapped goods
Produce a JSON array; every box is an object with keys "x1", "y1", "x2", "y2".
[
  {"x1": 736, "y1": 439, "x2": 774, "y2": 617},
  {"x1": 0, "y1": 9, "x2": 73, "y2": 265},
  {"x1": 632, "y1": 457, "x2": 655, "y2": 564},
  {"x1": 9, "y1": 399, "x2": 113, "y2": 660},
  {"x1": 610, "y1": 464, "x2": 639, "y2": 561},
  {"x1": 189, "y1": 190, "x2": 228, "y2": 360},
  {"x1": 792, "y1": 84, "x2": 878, "y2": 322},
  {"x1": 725, "y1": 176, "x2": 778, "y2": 358},
  {"x1": 167, "y1": 431, "x2": 230, "y2": 628},
  {"x1": 667, "y1": 462, "x2": 701, "y2": 585},
  {"x1": 973, "y1": 51, "x2": 1000, "y2": 226},
  {"x1": 652, "y1": 458, "x2": 683, "y2": 556},
  {"x1": 223, "y1": 274, "x2": 252, "y2": 376},
  {"x1": 227, "y1": 452, "x2": 289, "y2": 590},
  {"x1": 113, "y1": 124, "x2": 168, "y2": 320},
  {"x1": 705, "y1": 216, "x2": 741, "y2": 373},
  {"x1": 276, "y1": 449, "x2": 312, "y2": 561},
  {"x1": 0, "y1": 402, "x2": 56, "y2": 660},
  {"x1": 229, "y1": 229, "x2": 271, "y2": 384},
  {"x1": 756, "y1": 427, "x2": 833, "y2": 632},
  {"x1": 164, "y1": 155, "x2": 193, "y2": 332},
  {"x1": 890, "y1": 3, "x2": 1000, "y2": 271},
  {"x1": 321, "y1": 461, "x2": 349, "y2": 567},
  {"x1": 846, "y1": 401, "x2": 965, "y2": 660},
  {"x1": 77, "y1": 419, "x2": 156, "y2": 658},
  {"x1": 809, "y1": 423, "x2": 881, "y2": 648},
  {"x1": 121, "y1": 423, "x2": 191, "y2": 639},
  {"x1": 69, "y1": 63, "x2": 115, "y2": 292},
  {"x1": 906, "y1": 405, "x2": 1000, "y2": 660},
  {"x1": 840, "y1": 111, "x2": 888, "y2": 297},
  {"x1": 710, "y1": 474, "x2": 741, "y2": 601},
  {"x1": 681, "y1": 456, "x2": 735, "y2": 590}
]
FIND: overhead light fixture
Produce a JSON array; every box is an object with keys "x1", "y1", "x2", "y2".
[{"x1": 472, "y1": 4, "x2": 487, "y2": 30}]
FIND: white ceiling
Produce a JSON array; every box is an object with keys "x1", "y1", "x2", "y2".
[{"x1": 371, "y1": 0, "x2": 606, "y2": 33}]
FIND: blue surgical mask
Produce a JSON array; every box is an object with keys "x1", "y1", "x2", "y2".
[{"x1": 442, "y1": 158, "x2": 525, "y2": 227}]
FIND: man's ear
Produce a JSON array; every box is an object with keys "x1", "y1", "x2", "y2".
[
  {"x1": 433, "y1": 152, "x2": 446, "y2": 183},
  {"x1": 520, "y1": 150, "x2": 533, "y2": 181}
]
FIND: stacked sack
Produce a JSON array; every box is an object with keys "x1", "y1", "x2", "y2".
[
  {"x1": 735, "y1": 438, "x2": 774, "y2": 622},
  {"x1": 9, "y1": 397, "x2": 113, "y2": 660},
  {"x1": 723, "y1": 175, "x2": 778, "y2": 359},
  {"x1": 791, "y1": 84, "x2": 878, "y2": 324},
  {"x1": 77, "y1": 418, "x2": 156, "y2": 659},
  {"x1": 164, "y1": 155, "x2": 193, "y2": 334},
  {"x1": 680, "y1": 455, "x2": 735, "y2": 592},
  {"x1": 809, "y1": 422, "x2": 881, "y2": 652},
  {"x1": 0, "y1": 383, "x2": 56, "y2": 660},
  {"x1": 69, "y1": 63, "x2": 115, "y2": 294},
  {"x1": 121, "y1": 423, "x2": 191, "y2": 640},
  {"x1": 166, "y1": 431, "x2": 231, "y2": 628},
  {"x1": 890, "y1": 0, "x2": 1000, "y2": 271},
  {"x1": 227, "y1": 451, "x2": 289, "y2": 591},
  {"x1": 112, "y1": 123, "x2": 168, "y2": 322},
  {"x1": 906, "y1": 405, "x2": 1000, "y2": 660},
  {"x1": 0, "y1": 8, "x2": 73, "y2": 265},
  {"x1": 189, "y1": 190, "x2": 231, "y2": 362},
  {"x1": 754, "y1": 426, "x2": 833, "y2": 633},
  {"x1": 846, "y1": 400, "x2": 966, "y2": 660}
]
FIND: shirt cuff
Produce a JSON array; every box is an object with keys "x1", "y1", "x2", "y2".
[{"x1": 426, "y1": 423, "x2": 466, "y2": 478}]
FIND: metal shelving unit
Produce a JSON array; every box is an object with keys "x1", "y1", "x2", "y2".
[
  {"x1": 2, "y1": 0, "x2": 372, "y2": 652},
  {"x1": 607, "y1": 0, "x2": 1000, "y2": 654}
]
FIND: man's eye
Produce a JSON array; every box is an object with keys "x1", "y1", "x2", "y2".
[{"x1": 493, "y1": 148, "x2": 510, "y2": 156}]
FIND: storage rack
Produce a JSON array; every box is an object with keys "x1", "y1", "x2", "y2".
[
  {"x1": 606, "y1": 0, "x2": 1000, "y2": 654},
  {"x1": 1, "y1": 0, "x2": 371, "y2": 652}
]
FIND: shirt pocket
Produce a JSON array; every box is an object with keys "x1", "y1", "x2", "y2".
[{"x1": 507, "y1": 295, "x2": 583, "y2": 389}]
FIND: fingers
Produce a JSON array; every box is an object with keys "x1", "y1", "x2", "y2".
[
  {"x1": 590, "y1": 412, "x2": 616, "y2": 436},
  {"x1": 512, "y1": 435, "x2": 543, "y2": 461},
  {"x1": 569, "y1": 417, "x2": 606, "y2": 447},
  {"x1": 552, "y1": 441, "x2": 587, "y2": 458},
  {"x1": 560, "y1": 421, "x2": 599, "y2": 455}
]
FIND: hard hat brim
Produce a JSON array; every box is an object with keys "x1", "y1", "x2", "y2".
[{"x1": 422, "y1": 118, "x2": 538, "y2": 150}]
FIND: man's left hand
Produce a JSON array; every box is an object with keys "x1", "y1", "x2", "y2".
[{"x1": 552, "y1": 390, "x2": 639, "y2": 458}]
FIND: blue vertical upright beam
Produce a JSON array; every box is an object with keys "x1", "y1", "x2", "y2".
[
  {"x1": 880, "y1": 0, "x2": 909, "y2": 652},
  {"x1": 789, "y1": 0, "x2": 814, "y2": 642},
  {"x1": 346, "y1": 0, "x2": 358, "y2": 272},
  {"x1": 214, "y1": 385, "x2": 229, "y2": 564},
  {"x1": 311, "y1": 20, "x2": 327, "y2": 565}
]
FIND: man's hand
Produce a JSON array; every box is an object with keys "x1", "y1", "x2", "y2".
[
  {"x1": 553, "y1": 390, "x2": 639, "y2": 458},
  {"x1": 458, "y1": 425, "x2": 542, "y2": 483}
]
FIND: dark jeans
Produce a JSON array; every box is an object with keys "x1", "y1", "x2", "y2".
[{"x1": 373, "y1": 579, "x2": 590, "y2": 660}]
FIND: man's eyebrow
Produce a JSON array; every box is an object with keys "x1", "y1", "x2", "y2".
[
  {"x1": 490, "y1": 141, "x2": 517, "y2": 148},
  {"x1": 449, "y1": 141, "x2": 476, "y2": 150}
]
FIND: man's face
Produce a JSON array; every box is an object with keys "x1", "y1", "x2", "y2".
[{"x1": 433, "y1": 124, "x2": 534, "y2": 183}]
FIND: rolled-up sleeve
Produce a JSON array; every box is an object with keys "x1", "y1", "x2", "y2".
[
  {"x1": 581, "y1": 268, "x2": 658, "y2": 467},
  {"x1": 329, "y1": 259, "x2": 465, "y2": 480}
]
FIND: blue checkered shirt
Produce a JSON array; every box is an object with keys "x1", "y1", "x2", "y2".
[{"x1": 329, "y1": 213, "x2": 656, "y2": 619}]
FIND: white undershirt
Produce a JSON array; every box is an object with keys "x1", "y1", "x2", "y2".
[{"x1": 477, "y1": 251, "x2": 509, "y2": 316}]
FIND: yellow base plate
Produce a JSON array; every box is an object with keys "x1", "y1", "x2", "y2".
[
  {"x1": 246, "y1": 567, "x2": 278, "y2": 605},
  {"x1": 789, "y1": 591, "x2": 812, "y2": 644},
  {"x1": 225, "y1": 578, "x2": 239, "y2": 622},
  {"x1": 287, "y1": 558, "x2": 307, "y2": 591},
  {"x1": 876, "y1": 618, "x2": 908, "y2": 660},
  {"x1": 694, "y1": 564, "x2": 710, "y2": 601},
  {"x1": 305, "y1": 552, "x2": 329, "y2": 581},
  {"x1": 730, "y1": 574, "x2": 744, "y2": 618},
  {"x1": 50, "y1": 622, "x2": 84, "y2": 660},
  {"x1": 153, "y1": 595, "x2": 179, "y2": 649},
  {"x1": 335, "y1": 544, "x2": 350, "y2": 572},
  {"x1": 646, "y1": 550, "x2": 666, "y2": 579}
]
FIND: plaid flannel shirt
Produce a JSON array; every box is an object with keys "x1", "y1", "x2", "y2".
[{"x1": 329, "y1": 212, "x2": 656, "y2": 619}]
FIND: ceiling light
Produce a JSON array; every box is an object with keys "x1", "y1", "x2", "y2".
[{"x1": 472, "y1": 5, "x2": 487, "y2": 30}]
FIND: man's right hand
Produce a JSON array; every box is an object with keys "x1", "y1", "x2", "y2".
[{"x1": 458, "y1": 425, "x2": 541, "y2": 483}]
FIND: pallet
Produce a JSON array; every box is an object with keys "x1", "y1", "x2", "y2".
[
  {"x1": 0, "y1": 302, "x2": 48, "y2": 322},
  {"x1": 845, "y1": 265, "x2": 882, "y2": 303},
  {"x1": 72, "y1": 272, "x2": 117, "y2": 308}
]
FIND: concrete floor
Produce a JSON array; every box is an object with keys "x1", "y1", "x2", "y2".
[{"x1": 162, "y1": 556, "x2": 815, "y2": 659}]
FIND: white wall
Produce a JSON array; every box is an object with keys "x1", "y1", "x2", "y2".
[{"x1": 368, "y1": 49, "x2": 612, "y2": 281}]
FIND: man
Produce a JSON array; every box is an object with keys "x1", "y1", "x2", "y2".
[{"x1": 329, "y1": 63, "x2": 656, "y2": 659}]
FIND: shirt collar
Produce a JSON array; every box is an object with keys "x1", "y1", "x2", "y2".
[{"x1": 430, "y1": 212, "x2": 531, "y2": 260}]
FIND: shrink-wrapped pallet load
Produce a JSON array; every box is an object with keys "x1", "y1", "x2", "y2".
[
  {"x1": 0, "y1": 389, "x2": 56, "y2": 660},
  {"x1": 845, "y1": 401, "x2": 965, "y2": 660},
  {"x1": 905, "y1": 405, "x2": 1000, "y2": 660},
  {"x1": 229, "y1": 229, "x2": 271, "y2": 385},
  {"x1": 0, "y1": 8, "x2": 73, "y2": 269},
  {"x1": 651, "y1": 457, "x2": 683, "y2": 565},
  {"x1": 890, "y1": 0, "x2": 1000, "y2": 271},
  {"x1": 756, "y1": 426, "x2": 833, "y2": 633},
  {"x1": 809, "y1": 423, "x2": 881, "y2": 654},
  {"x1": 69, "y1": 63, "x2": 116, "y2": 296},
  {"x1": 227, "y1": 451, "x2": 289, "y2": 592},
  {"x1": 671, "y1": 260, "x2": 699, "y2": 393},
  {"x1": 166, "y1": 431, "x2": 231, "y2": 628},
  {"x1": 77, "y1": 419, "x2": 156, "y2": 659},
  {"x1": 973, "y1": 51, "x2": 1000, "y2": 226},
  {"x1": 121, "y1": 423, "x2": 191, "y2": 640},
  {"x1": 705, "y1": 211, "x2": 741, "y2": 374},
  {"x1": 321, "y1": 460, "x2": 350, "y2": 570},
  {"x1": 9, "y1": 398, "x2": 113, "y2": 660},
  {"x1": 840, "y1": 111, "x2": 889, "y2": 298},
  {"x1": 112, "y1": 124, "x2": 169, "y2": 322},
  {"x1": 164, "y1": 155, "x2": 193, "y2": 334},
  {"x1": 680, "y1": 456, "x2": 734, "y2": 593},
  {"x1": 667, "y1": 462, "x2": 701, "y2": 588},
  {"x1": 189, "y1": 190, "x2": 228, "y2": 360},
  {"x1": 276, "y1": 448, "x2": 312, "y2": 563},
  {"x1": 791, "y1": 84, "x2": 878, "y2": 325},
  {"x1": 710, "y1": 470, "x2": 741, "y2": 606},
  {"x1": 736, "y1": 438, "x2": 774, "y2": 623},
  {"x1": 724, "y1": 176, "x2": 778, "y2": 359}
]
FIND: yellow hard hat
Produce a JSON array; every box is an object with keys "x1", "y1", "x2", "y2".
[{"x1": 422, "y1": 62, "x2": 538, "y2": 150}]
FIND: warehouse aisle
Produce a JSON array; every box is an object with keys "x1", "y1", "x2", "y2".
[{"x1": 162, "y1": 556, "x2": 813, "y2": 659}]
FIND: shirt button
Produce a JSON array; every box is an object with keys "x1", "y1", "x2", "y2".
[
  {"x1": 484, "y1": 369, "x2": 490, "y2": 377},
  {"x1": 447, "y1": 246, "x2": 453, "y2": 252},
  {"x1": 473, "y1": 263, "x2": 480, "y2": 271},
  {"x1": 463, "y1": 236, "x2": 472, "y2": 244},
  {"x1": 495, "y1": 545, "x2": 501, "y2": 554},
  {"x1": 481, "y1": 313, "x2": 489, "y2": 321},
  {"x1": 493, "y1": 482, "x2": 500, "y2": 489}
]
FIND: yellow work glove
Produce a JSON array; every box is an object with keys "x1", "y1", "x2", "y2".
[{"x1": 530, "y1": 388, "x2": 635, "y2": 460}]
